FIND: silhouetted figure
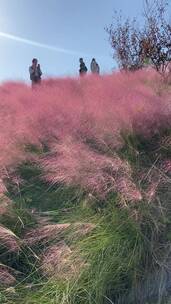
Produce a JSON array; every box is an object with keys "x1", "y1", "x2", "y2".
[
  {"x1": 79, "y1": 58, "x2": 88, "y2": 76},
  {"x1": 29, "y1": 58, "x2": 42, "y2": 87},
  {"x1": 90, "y1": 58, "x2": 100, "y2": 74}
]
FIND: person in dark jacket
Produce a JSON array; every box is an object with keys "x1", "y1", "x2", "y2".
[
  {"x1": 79, "y1": 58, "x2": 88, "y2": 76},
  {"x1": 29, "y1": 58, "x2": 42, "y2": 87}
]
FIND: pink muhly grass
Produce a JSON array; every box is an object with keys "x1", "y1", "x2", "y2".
[
  {"x1": 138, "y1": 163, "x2": 169, "y2": 202},
  {"x1": 161, "y1": 159, "x2": 171, "y2": 174},
  {"x1": 0, "y1": 179, "x2": 7, "y2": 194},
  {"x1": 0, "y1": 226, "x2": 20, "y2": 252},
  {"x1": 24, "y1": 223, "x2": 70, "y2": 246},
  {"x1": 145, "y1": 181, "x2": 160, "y2": 201},
  {"x1": 1, "y1": 70, "x2": 171, "y2": 200},
  {"x1": 0, "y1": 264, "x2": 16, "y2": 286},
  {"x1": 41, "y1": 241, "x2": 84, "y2": 280},
  {"x1": 24, "y1": 222, "x2": 95, "y2": 248},
  {"x1": 41, "y1": 138, "x2": 141, "y2": 201},
  {"x1": 0, "y1": 71, "x2": 169, "y2": 153},
  {"x1": 0, "y1": 195, "x2": 12, "y2": 215}
]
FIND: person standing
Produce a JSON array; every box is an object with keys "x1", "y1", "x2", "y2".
[
  {"x1": 90, "y1": 58, "x2": 100, "y2": 74},
  {"x1": 79, "y1": 58, "x2": 88, "y2": 76},
  {"x1": 29, "y1": 58, "x2": 42, "y2": 87}
]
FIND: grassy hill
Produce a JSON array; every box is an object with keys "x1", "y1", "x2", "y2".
[{"x1": 1, "y1": 70, "x2": 171, "y2": 303}]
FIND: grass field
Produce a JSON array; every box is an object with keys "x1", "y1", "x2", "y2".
[{"x1": 1, "y1": 70, "x2": 171, "y2": 303}]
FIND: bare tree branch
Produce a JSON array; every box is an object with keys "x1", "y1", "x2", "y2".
[{"x1": 106, "y1": 0, "x2": 171, "y2": 74}]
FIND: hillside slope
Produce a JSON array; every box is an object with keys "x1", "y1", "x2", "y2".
[{"x1": 1, "y1": 70, "x2": 171, "y2": 303}]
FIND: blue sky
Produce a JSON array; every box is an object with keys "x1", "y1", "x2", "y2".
[{"x1": 0, "y1": 0, "x2": 144, "y2": 82}]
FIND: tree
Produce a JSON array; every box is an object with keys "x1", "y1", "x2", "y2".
[{"x1": 106, "y1": 0, "x2": 171, "y2": 74}]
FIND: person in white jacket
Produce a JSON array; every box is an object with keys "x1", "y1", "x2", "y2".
[
  {"x1": 29, "y1": 58, "x2": 42, "y2": 87},
  {"x1": 90, "y1": 58, "x2": 100, "y2": 75}
]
